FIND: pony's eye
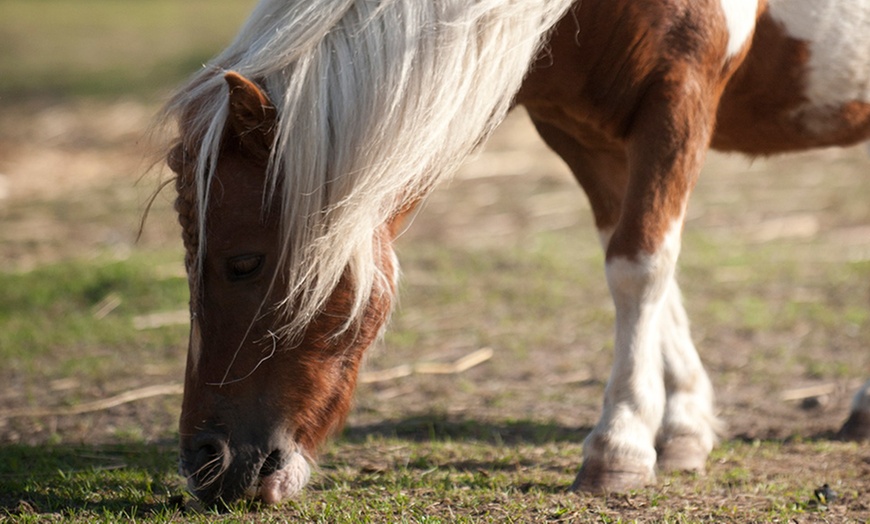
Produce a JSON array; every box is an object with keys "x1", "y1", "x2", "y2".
[{"x1": 227, "y1": 255, "x2": 264, "y2": 281}]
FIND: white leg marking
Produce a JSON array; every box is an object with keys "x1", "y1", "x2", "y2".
[
  {"x1": 720, "y1": 0, "x2": 759, "y2": 58},
  {"x1": 598, "y1": 227, "x2": 719, "y2": 470},
  {"x1": 188, "y1": 316, "x2": 202, "y2": 378},
  {"x1": 852, "y1": 380, "x2": 870, "y2": 414},
  {"x1": 583, "y1": 222, "x2": 683, "y2": 480},
  {"x1": 656, "y1": 277, "x2": 721, "y2": 469}
]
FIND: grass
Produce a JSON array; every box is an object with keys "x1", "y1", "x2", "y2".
[
  {"x1": 2, "y1": 239, "x2": 867, "y2": 521},
  {"x1": 0, "y1": 253, "x2": 188, "y2": 379},
  {"x1": 0, "y1": 0, "x2": 257, "y2": 100},
  {"x1": 0, "y1": 442, "x2": 180, "y2": 518},
  {"x1": 1, "y1": 427, "x2": 864, "y2": 522}
]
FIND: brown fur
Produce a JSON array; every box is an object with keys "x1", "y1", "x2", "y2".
[
  {"x1": 714, "y1": 12, "x2": 870, "y2": 153},
  {"x1": 518, "y1": 0, "x2": 745, "y2": 258}
]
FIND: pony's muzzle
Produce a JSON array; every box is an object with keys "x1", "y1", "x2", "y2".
[{"x1": 181, "y1": 430, "x2": 310, "y2": 505}]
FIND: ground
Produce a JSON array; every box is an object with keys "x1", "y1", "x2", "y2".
[{"x1": 0, "y1": 97, "x2": 868, "y2": 522}]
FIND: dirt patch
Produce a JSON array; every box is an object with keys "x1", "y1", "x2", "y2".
[{"x1": 0, "y1": 100, "x2": 179, "y2": 270}]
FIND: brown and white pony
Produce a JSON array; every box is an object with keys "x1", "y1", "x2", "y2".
[{"x1": 163, "y1": 0, "x2": 870, "y2": 505}]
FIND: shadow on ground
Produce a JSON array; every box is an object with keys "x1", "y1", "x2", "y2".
[
  {"x1": 0, "y1": 440, "x2": 182, "y2": 518},
  {"x1": 341, "y1": 412, "x2": 592, "y2": 445}
]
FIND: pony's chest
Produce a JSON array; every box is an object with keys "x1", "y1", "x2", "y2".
[{"x1": 768, "y1": 0, "x2": 870, "y2": 110}]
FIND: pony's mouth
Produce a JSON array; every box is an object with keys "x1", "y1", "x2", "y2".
[
  {"x1": 245, "y1": 450, "x2": 311, "y2": 504},
  {"x1": 180, "y1": 442, "x2": 311, "y2": 505}
]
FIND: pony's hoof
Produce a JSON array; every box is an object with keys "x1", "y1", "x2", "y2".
[
  {"x1": 570, "y1": 460, "x2": 653, "y2": 493},
  {"x1": 837, "y1": 411, "x2": 870, "y2": 442},
  {"x1": 656, "y1": 435, "x2": 709, "y2": 472}
]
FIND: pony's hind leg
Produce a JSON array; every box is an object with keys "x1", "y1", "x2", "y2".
[
  {"x1": 839, "y1": 380, "x2": 870, "y2": 441},
  {"x1": 655, "y1": 278, "x2": 720, "y2": 472}
]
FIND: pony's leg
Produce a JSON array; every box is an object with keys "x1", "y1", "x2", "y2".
[
  {"x1": 574, "y1": 226, "x2": 675, "y2": 491},
  {"x1": 531, "y1": 116, "x2": 719, "y2": 488},
  {"x1": 532, "y1": 120, "x2": 655, "y2": 488},
  {"x1": 552, "y1": 85, "x2": 717, "y2": 492},
  {"x1": 839, "y1": 379, "x2": 870, "y2": 441},
  {"x1": 598, "y1": 222, "x2": 718, "y2": 472},
  {"x1": 655, "y1": 279, "x2": 720, "y2": 471}
]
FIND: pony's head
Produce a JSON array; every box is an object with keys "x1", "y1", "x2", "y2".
[
  {"x1": 168, "y1": 73, "x2": 398, "y2": 504},
  {"x1": 163, "y1": 0, "x2": 572, "y2": 506}
]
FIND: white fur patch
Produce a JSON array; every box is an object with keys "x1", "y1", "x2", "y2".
[
  {"x1": 657, "y1": 277, "x2": 720, "y2": 453},
  {"x1": 853, "y1": 380, "x2": 870, "y2": 413},
  {"x1": 188, "y1": 316, "x2": 202, "y2": 377},
  {"x1": 254, "y1": 451, "x2": 311, "y2": 504},
  {"x1": 768, "y1": 0, "x2": 870, "y2": 111},
  {"x1": 584, "y1": 220, "x2": 685, "y2": 470},
  {"x1": 721, "y1": 0, "x2": 759, "y2": 58}
]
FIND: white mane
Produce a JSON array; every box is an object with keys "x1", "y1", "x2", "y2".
[{"x1": 166, "y1": 0, "x2": 574, "y2": 341}]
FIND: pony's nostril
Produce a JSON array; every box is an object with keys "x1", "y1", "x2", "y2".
[
  {"x1": 259, "y1": 449, "x2": 286, "y2": 478},
  {"x1": 185, "y1": 434, "x2": 229, "y2": 485},
  {"x1": 195, "y1": 443, "x2": 220, "y2": 470}
]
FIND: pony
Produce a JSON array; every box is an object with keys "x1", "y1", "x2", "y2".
[{"x1": 163, "y1": 0, "x2": 870, "y2": 505}]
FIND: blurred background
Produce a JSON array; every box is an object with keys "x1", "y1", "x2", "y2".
[
  {"x1": 1, "y1": 0, "x2": 257, "y2": 268},
  {"x1": 0, "y1": 0, "x2": 257, "y2": 446}
]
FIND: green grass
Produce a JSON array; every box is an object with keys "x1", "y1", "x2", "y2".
[
  {"x1": 0, "y1": 0, "x2": 257, "y2": 99},
  {"x1": 3, "y1": 241, "x2": 866, "y2": 522},
  {"x1": 1, "y1": 254, "x2": 186, "y2": 352},
  {"x1": 0, "y1": 252, "x2": 190, "y2": 424},
  {"x1": 1, "y1": 428, "x2": 862, "y2": 522},
  {"x1": 387, "y1": 235, "x2": 610, "y2": 361},
  {"x1": 0, "y1": 253, "x2": 188, "y2": 370},
  {"x1": 0, "y1": 442, "x2": 180, "y2": 519}
]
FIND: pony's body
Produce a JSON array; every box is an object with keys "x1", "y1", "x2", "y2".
[
  {"x1": 715, "y1": 0, "x2": 870, "y2": 153},
  {"x1": 165, "y1": 0, "x2": 870, "y2": 505}
]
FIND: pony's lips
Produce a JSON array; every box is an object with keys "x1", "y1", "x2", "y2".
[{"x1": 245, "y1": 451, "x2": 311, "y2": 504}]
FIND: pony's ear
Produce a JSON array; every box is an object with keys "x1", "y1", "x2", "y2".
[
  {"x1": 224, "y1": 71, "x2": 276, "y2": 158},
  {"x1": 167, "y1": 143, "x2": 187, "y2": 175}
]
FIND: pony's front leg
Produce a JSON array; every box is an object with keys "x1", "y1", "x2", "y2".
[
  {"x1": 572, "y1": 219, "x2": 679, "y2": 492},
  {"x1": 572, "y1": 84, "x2": 718, "y2": 493},
  {"x1": 589, "y1": 231, "x2": 718, "y2": 475}
]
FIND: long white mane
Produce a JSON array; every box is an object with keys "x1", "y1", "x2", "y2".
[{"x1": 166, "y1": 0, "x2": 574, "y2": 341}]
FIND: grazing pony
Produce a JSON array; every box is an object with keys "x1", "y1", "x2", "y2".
[{"x1": 163, "y1": 0, "x2": 870, "y2": 505}]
